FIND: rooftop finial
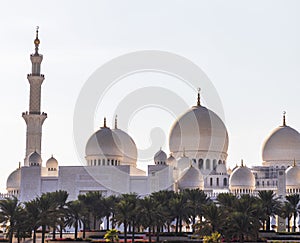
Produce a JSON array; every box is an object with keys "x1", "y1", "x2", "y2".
[
  {"x1": 104, "y1": 117, "x2": 107, "y2": 128},
  {"x1": 241, "y1": 159, "x2": 244, "y2": 167},
  {"x1": 114, "y1": 115, "x2": 118, "y2": 129},
  {"x1": 34, "y1": 26, "x2": 40, "y2": 55},
  {"x1": 293, "y1": 158, "x2": 296, "y2": 167},
  {"x1": 197, "y1": 88, "x2": 201, "y2": 106},
  {"x1": 183, "y1": 147, "x2": 186, "y2": 157},
  {"x1": 283, "y1": 111, "x2": 286, "y2": 126}
]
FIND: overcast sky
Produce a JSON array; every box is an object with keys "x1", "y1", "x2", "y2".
[{"x1": 0, "y1": 0, "x2": 300, "y2": 192}]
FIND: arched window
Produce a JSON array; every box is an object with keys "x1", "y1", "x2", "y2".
[
  {"x1": 210, "y1": 178, "x2": 213, "y2": 186},
  {"x1": 216, "y1": 177, "x2": 219, "y2": 186},
  {"x1": 94, "y1": 160, "x2": 96, "y2": 166},
  {"x1": 199, "y1": 159, "x2": 204, "y2": 169},
  {"x1": 213, "y1": 159, "x2": 217, "y2": 169},
  {"x1": 98, "y1": 159, "x2": 101, "y2": 165},
  {"x1": 223, "y1": 178, "x2": 227, "y2": 186},
  {"x1": 107, "y1": 159, "x2": 110, "y2": 166},
  {"x1": 206, "y1": 159, "x2": 211, "y2": 170},
  {"x1": 218, "y1": 160, "x2": 222, "y2": 164}
]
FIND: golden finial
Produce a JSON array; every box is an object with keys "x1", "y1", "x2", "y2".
[
  {"x1": 241, "y1": 159, "x2": 244, "y2": 167},
  {"x1": 34, "y1": 26, "x2": 40, "y2": 55},
  {"x1": 104, "y1": 117, "x2": 107, "y2": 128},
  {"x1": 293, "y1": 158, "x2": 296, "y2": 167},
  {"x1": 283, "y1": 111, "x2": 286, "y2": 126},
  {"x1": 18, "y1": 162, "x2": 21, "y2": 169},
  {"x1": 114, "y1": 115, "x2": 118, "y2": 129},
  {"x1": 197, "y1": 88, "x2": 201, "y2": 106}
]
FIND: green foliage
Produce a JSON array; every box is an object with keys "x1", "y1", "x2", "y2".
[
  {"x1": 104, "y1": 229, "x2": 119, "y2": 242},
  {"x1": 203, "y1": 232, "x2": 221, "y2": 243}
]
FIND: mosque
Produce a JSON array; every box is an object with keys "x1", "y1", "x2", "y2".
[{"x1": 5, "y1": 30, "x2": 300, "y2": 207}]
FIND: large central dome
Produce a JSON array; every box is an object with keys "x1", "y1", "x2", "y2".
[{"x1": 169, "y1": 92, "x2": 228, "y2": 162}]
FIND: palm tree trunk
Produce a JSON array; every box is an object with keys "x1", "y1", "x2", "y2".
[
  {"x1": 124, "y1": 220, "x2": 128, "y2": 243},
  {"x1": 74, "y1": 222, "x2": 78, "y2": 240},
  {"x1": 192, "y1": 216, "x2": 196, "y2": 233},
  {"x1": 106, "y1": 215, "x2": 110, "y2": 230},
  {"x1": 60, "y1": 221, "x2": 63, "y2": 238},
  {"x1": 287, "y1": 218, "x2": 290, "y2": 232},
  {"x1": 83, "y1": 222, "x2": 86, "y2": 239},
  {"x1": 93, "y1": 216, "x2": 96, "y2": 230},
  {"x1": 293, "y1": 212, "x2": 297, "y2": 232},
  {"x1": 132, "y1": 220, "x2": 135, "y2": 243},
  {"x1": 179, "y1": 217, "x2": 182, "y2": 233},
  {"x1": 41, "y1": 225, "x2": 46, "y2": 243},
  {"x1": 156, "y1": 226, "x2": 159, "y2": 243},
  {"x1": 52, "y1": 227, "x2": 56, "y2": 240},
  {"x1": 148, "y1": 227, "x2": 151, "y2": 243},
  {"x1": 266, "y1": 217, "x2": 271, "y2": 231},
  {"x1": 17, "y1": 230, "x2": 20, "y2": 243},
  {"x1": 33, "y1": 229, "x2": 36, "y2": 243},
  {"x1": 175, "y1": 216, "x2": 179, "y2": 234},
  {"x1": 8, "y1": 230, "x2": 13, "y2": 243}
]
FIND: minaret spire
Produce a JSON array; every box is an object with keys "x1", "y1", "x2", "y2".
[
  {"x1": 34, "y1": 26, "x2": 40, "y2": 55},
  {"x1": 22, "y1": 27, "x2": 47, "y2": 166},
  {"x1": 103, "y1": 117, "x2": 107, "y2": 128},
  {"x1": 283, "y1": 111, "x2": 286, "y2": 126},
  {"x1": 197, "y1": 88, "x2": 201, "y2": 106},
  {"x1": 114, "y1": 115, "x2": 118, "y2": 129}
]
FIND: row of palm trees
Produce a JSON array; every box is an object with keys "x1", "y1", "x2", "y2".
[{"x1": 0, "y1": 190, "x2": 299, "y2": 243}]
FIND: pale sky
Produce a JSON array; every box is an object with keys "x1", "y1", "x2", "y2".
[{"x1": 0, "y1": 0, "x2": 300, "y2": 192}]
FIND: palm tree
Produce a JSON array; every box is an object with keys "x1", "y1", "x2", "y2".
[
  {"x1": 24, "y1": 199, "x2": 40, "y2": 243},
  {"x1": 115, "y1": 193, "x2": 138, "y2": 243},
  {"x1": 65, "y1": 200, "x2": 85, "y2": 239},
  {"x1": 138, "y1": 196, "x2": 161, "y2": 243},
  {"x1": 0, "y1": 197, "x2": 23, "y2": 243},
  {"x1": 169, "y1": 192, "x2": 190, "y2": 233},
  {"x1": 258, "y1": 191, "x2": 280, "y2": 231},
  {"x1": 102, "y1": 195, "x2": 119, "y2": 231},
  {"x1": 202, "y1": 203, "x2": 223, "y2": 233},
  {"x1": 280, "y1": 201, "x2": 293, "y2": 232},
  {"x1": 183, "y1": 189, "x2": 209, "y2": 231},
  {"x1": 50, "y1": 190, "x2": 69, "y2": 239},
  {"x1": 78, "y1": 191, "x2": 104, "y2": 230},
  {"x1": 286, "y1": 194, "x2": 300, "y2": 232}
]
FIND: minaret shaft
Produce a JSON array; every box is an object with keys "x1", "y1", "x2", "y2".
[{"x1": 22, "y1": 28, "x2": 47, "y2": 166}]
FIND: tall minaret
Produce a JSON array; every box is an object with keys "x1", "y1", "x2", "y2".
[{"x1": 22, "y1": 27, "x2": 47, "y2": 166}]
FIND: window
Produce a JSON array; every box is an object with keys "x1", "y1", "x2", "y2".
[
  {"x1": 213, "y1": 159, "x2": 217, "y2": 169},
  {"x1": 216, "y1": 177, "x2": 219, "y2": 186},
  {"x1": 199, "y1": 159, "x2": 204, "y2": 169},
  {"x1": 218, "y1": 160, "x2": 222, "y2": 164},
  {"x1": 206, "y1": 159, "x2": 211, "y2": 170},
  {"x1": 210, "y1": 178, "x2": 213, "y2": 186},
  {"x1": 223, "y1": 178, "x2": 227, "y2": 186}
]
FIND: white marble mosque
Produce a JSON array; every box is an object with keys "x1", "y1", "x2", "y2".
[{"x1": 5, "y1": 30, "x2": 300, "y2": 207}]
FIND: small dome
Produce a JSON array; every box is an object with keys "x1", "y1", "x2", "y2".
[
  {"x1": 29, "y1": 151, "x2": 42, "y2": 166},
  {"x1": 215, "y1": 163, "x2": 227, "y2": 174},
  {"x1": 46, "y1": 156, "x2": 58, "y2": 168},
  {"x1": 286, "y1": 163, "x2": 300, "y2": 188},
  {"x1": 229, "y1": 163, "x2": 255, "y2": 189},
  {"x1": 178, "y1": 165, "x2": 204, "y2": 190},
  {"x1": 6, "y1": 168, "x2": 21, "y2": 189},
  {"x1": 112, "y1": 127, "x2": 137, "y2": 166},
  {"x1": 177, "y1": 155, "x2": 191, "y2": 171},
  {"x1": 167, "y1": 154, "x2": 176, "y2": 166},
  {"x1": 154, "y1": 149, "x2": 167, "y2": 165},
  {"x1": 85, "y1": 126, "x2": 123, "y2": 158},
  {"x1": 262, "y1": 116, "x2": 300, "y2": 166},
  {"x1": 169, "y1": 103, "x2": 228, "y2": 158}
]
